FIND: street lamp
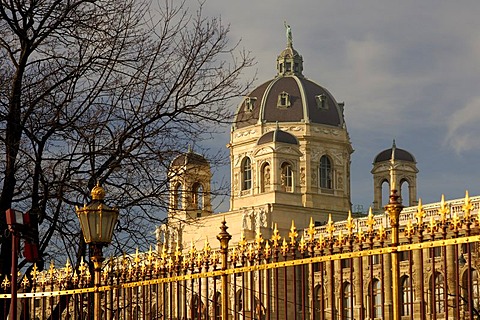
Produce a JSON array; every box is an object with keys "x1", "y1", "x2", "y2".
[{"x1": 76, "y1": 182, "x2": 119, "y2": 320}]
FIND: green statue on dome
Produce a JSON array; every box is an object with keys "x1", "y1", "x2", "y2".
[{"x1": 284, "y1": 21, "x2": 293, "y2": 47}]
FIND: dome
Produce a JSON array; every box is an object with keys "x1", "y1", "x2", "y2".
[
  {"x1": 257, "y1": 128, "x2": 298, "y2": 145},
  {"x1": 171, "y1": 149, "x2": 209, "y2": 167},
  {"x1": 233, "y1": 43, "x2": 344, "y2": 130},
  {"x1": 374, "y1": 141, "x2": 416, "y2": 163}
]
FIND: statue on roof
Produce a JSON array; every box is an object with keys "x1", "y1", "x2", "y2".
[{"x1": 284, "y1": 21, "x2": 293, "y2": 47}]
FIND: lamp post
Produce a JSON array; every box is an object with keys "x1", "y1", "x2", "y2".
[
  {"x1": 5, "y1": 209, "x2": 24, "y2": 320},
  {"x1": 76, "y1": 182, "x2": 119, "y2": 320},
  {"x1": 217, "y1": 219, "x2": 231, "y2": 320}
]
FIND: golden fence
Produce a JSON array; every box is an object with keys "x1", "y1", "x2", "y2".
[{"x1": 2, "y1": 192, "x2": 480, "y2": 319}]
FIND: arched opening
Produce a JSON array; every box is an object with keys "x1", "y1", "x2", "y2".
[
  {"x1": 235, "y1": 289, "x2": 243, "y2": 315},
  {"x1": 192, "y1": 182, "x2": 203, "y2": 210},
  {"x1": 429, "y1": 272, "x2": 445, "y2": 314},
  {"x1": 400, "y1": 275, "x2": 413, "y2": 316},
  {"x1": 368, "y1": 278, "x2": 382, "y2": 319},
  {"x1": 241, "y1": 157, "x2": 252, "y2": 191},
  {"x1": 190, "y1": 294, "x2": 204, "y2": 320},
  {"x1": 342, "y1": 281, "x2": 353, "y2": 320},
  {"x1": 462, "y1": 268, "x2": 480, "y2": 315},
  {"x1": 174, "y1": 182, "x2": 183, "y2": 209},
  {"x1": 319, "y1": 155, "x2": 333, "y2": 189},
  {"x1": 314, "y1": 285, "x2": 324, "y2": 318},
  {"x1": 400, "y1": 178, "x2": 410, "y2": 206},
  {"x1": 261, "y1": 162, "x2": 271, "y2": 192},
  {"x1": 213, "y1": 291, "x2": 221, "y2": 320},
  {"x1": 281, "y1": 162, "x2": 293, "y2": 192},
  {"x1": 381, "y1": 179, "x2": 389, "y2": 207}
]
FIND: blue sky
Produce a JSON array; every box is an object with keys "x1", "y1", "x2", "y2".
[{"x1": 187, "y1": 0, "x2": 480, "y2": 212}]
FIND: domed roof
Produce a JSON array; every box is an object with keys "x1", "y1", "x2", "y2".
[
  {"x1": 257, "y1": 128, "x2": 298, "y2": 145},
  {"x1": 374, "y1": 141, "x2": 416, "y2": 163},
  {"x1": 233, "y1": 42, "x2": 344, "y2": 130},
  {"x1": 171, "y1": 149, "x2": 209, "y2": 167}
]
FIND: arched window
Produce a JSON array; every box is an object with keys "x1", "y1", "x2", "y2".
[
  {"x1": 192, "y1": 182, "x2": 203, "y2": 209},
  {"x1": 431, "y1": 272, "x2": 445, "y2": 313},
  {"x1": 281, "y1": 162, "x2": 293, "y2": 192},
  {"x1": 400, "y1": 275, "x2": 412, "y2": 316},
  {"x1": 191, "y1": 294, "x2": 204, "y2": 320},
  {"x1": 319, "y1": 156, "x2": 333, "y2": 189},
  {"x1": 369, "y1": 278, "x2": 382, "y2": 318},
  {"x1": 314, "y1": 285, "x2": 324, "y2": 319},
  {"x1": 261, "y1": 163, "x2": 271, "y2": 192},
  {"x1": 235, "y1": 289, "x2": 243, "y2": 314},
  {"x1": 342, "y1": 282, "x2": 353, "y2": 320},
  {"x1": 242, "y1": 157, "x2": 252, "y2": 190},
  {"x1": 213, "y1": 292, "x2": 221, "y2": 320},
  {"x1": 400, "y1": 179, "x2": 410, "y2": 205},
  {"x1": 462, "y1": 268, "x2": 480, "y2": 315},
  {"x1": 174, "y1": 183, "x2": 183, "y2": 209}
]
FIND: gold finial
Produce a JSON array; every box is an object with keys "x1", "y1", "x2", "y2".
[
  {"x1": 416, "y1": 198, "x2": 425, "y2": 226},
  {"x1": 438, "y1": 194, "x2": 450, "y2": 225},
  {"x1": 288, "y1": 220, "x2": 298, "y2": 245},
  {"x1": 326, "y1": 214, "x2": 335, "y2": 239},
  {"x1": 451, "y1": 211, "x2": 462, "y2": 232},
  {"x1": 264, "y1": 241, "x2": 272, "y2": 258},
  {"x1": 404, "y1": 220, "x2": 415, "y2": 238},
  {"x1": 307, "y1": 217, "x2": 316, "y2": 242},
  {"x1": 255, "y1": 231, "x2": 264, "y2": 250},
  {"x1": 366, "y1": 207, "x2": 376, "y2": 233},
  {"x1": 356, "y1": 228, "x2": 365, "y2": 243},
  {"x1": 298, "y1": 235, "x2": 307, "y2": 253},
  {"x1": 91, "y1": 181, "x2": 106, "y2": 200},
  {"x1": 271, "y1": 223, "x2": 281, "y2": 247},
  {"x1": 377, "y1": 224, "x2": 387, "y2": 241},
  {"x1": 427, "y1": 216, "x2": 437, "y2": 236},
  {"x1": 346, "y1": 210, "x2": 355, "y2": 236},
  {"x1": 463, "y1": 190, "x2": 473, "y2": 220}
]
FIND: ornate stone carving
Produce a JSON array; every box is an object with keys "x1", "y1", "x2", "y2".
[{"x1": 300, "y1": 167, "x2": 306, "y2": 186}]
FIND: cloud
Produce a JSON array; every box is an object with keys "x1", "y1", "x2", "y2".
[{"x1": 445, "y1": 97, "x2": 480, "y2": 153}]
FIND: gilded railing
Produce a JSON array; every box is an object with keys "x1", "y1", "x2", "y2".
[{"x1": 2, "y1": 192, "x2": 480, "y2": 319}]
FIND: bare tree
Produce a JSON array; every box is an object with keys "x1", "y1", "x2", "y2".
[{"x1": 0, "y1": 0, "x2": 253, "y2": 311}]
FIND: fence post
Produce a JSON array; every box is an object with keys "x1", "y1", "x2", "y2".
[
  {"x1": 217, "y1": 218, "x2": 232, "y2": 319},
  {"x1": 385, "y1": 186, "x2": 403, "y2": 320}
]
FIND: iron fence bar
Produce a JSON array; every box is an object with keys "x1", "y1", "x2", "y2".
[
  {"x1": 349, "y1": 257, "x2": 354, "y2": 320},
  {"x1": 177, "y1": 277, "x2": 181, "y2": 320},
  {"x1": 250, "y1": 265, "x2": 254, "y2": 320},
  {"x1": 233, "y1": 271, "x2": 238, "y2": 320},
  {"x1": 418, "y1": 235, "x2": 426, "y2": 320},
  {"x1": 293, "y1": 266, "x2": 297, "y2": 320},
  {"x1": 358, "y1": 248, "x2": 364, "y2": 320},
  {"x1": 320, "y1": 261, "x2": 325, "y2": 320},
  {"x1": 266, "y1": 267, "x2": 271, "y2": 320},
  {"x1": 213, "y1": 275, "x2": 217, "y2": 319},
  {"x1": 408, "y1": 248, "x2": 413, "y2": 320},
  {"x1": 308, "y1": 263, "x2": 314, "y2": 320},
  {"x1": 274, "y1": 253, "x2": 279, "y2": 320},
  {"x1": 205, "y1": 270, "x2": 209, "y2": 320},
  {"x1": 380, "y1": 253, "x2": 385, "y2": 319},
  {"x1": 169, "y1": 279, "x2": 173, "y2": 319},
  {"x1": 328, "y1": 248, "x2": 334, "y2": 320},
  {"x1": 369, "y1": 252, "x2": 374, "y2": 319},
  {"x1": 442, "y1": 246, "x2": 448, "y2": 320},
  {"x1": 431, "y1": 246, "x2": 437, "y2": 320},
  {"x1": 468, "y1": 241, "x2": 473, "y2": 320},
  {"x1": 283, "y1": 264, "x2": 288, "y2": 319},
  {"x1": 242, "y1": 266, "x2": 246, "y2": 320},
  {"x1": 339, "y1": 259, "x2": 344, "y2": 320},
  {"x1": 183, "y1": 278, "x2": 187, "y2": 320}
]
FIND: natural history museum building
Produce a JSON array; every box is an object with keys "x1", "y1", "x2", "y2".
[{"x1": 155, "y1": 32, "x2": 480, "y2": 320}]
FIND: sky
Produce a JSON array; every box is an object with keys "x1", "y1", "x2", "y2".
[{"x1": 185, "y1": 0, "x2": 480, "y2": 213}]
